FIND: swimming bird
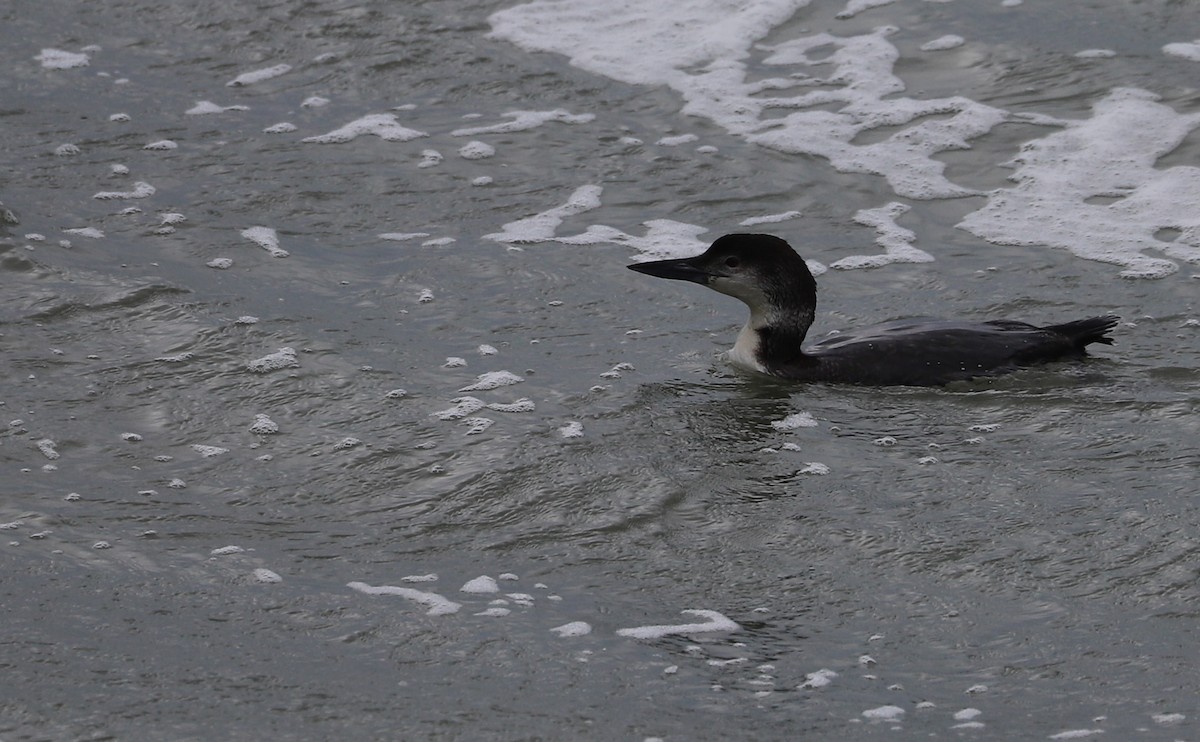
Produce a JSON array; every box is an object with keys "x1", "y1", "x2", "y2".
[{"x1": 628, "y1": 233, "x2": 1118, "y2": 386}]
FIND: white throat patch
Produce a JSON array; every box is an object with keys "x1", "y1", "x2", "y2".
[{"x1": 727, "y1": 321, "x2": 767, "y2": 373}]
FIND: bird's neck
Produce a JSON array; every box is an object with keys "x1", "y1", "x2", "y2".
[{"x1": 730, "y1": 304, "x2": 816, "y2": 372}]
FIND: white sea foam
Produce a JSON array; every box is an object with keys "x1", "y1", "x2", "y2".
[
  {"x1": 487, "y1": 398, "x2": 536, "y2": 413},
  {"x1": 771, "y1": 412, "x2": 818, "y2": 430},
  {"x1": 830, "y1": 202, "x2": 933, "y2": 269},
  {"x1": 348, "y1": 581, "x2": 462, "y2": 616},
  {"x1": 241, "y1": 226, "x2": 290, "y2": 257},
  {"x1": 36, "y1": 439, "x2": 60, "y2": 460},
  {"x1": 63, "y1": 227, "x2": 104, "y2": 239},
  {"x1": 483, "y1": 184, "x2": 603, "y2": 243},
  {"x1": 616, "y1": 609, "x2": 740, "y2": 638},
  {"x1": 458, "y1": 370, "x2": 525, "y2": 391},
  {"x1": 550, "y1": 621, "x2": 592, "y2": 637},
  {"x1": 836, "y1": 0, "x2": 897, "y2": 19},
  {"x1": 451, "y1": 109, "x2": 594, "y2": 136},
  {"x1": 461, "y1": 575, "x2": 500, "y2": 593},
  {"x1": 798, "y1": 668, "x2": 838, "y2": 689},
  {"x1": 920, "y1": 34, "x2": 965, "y2": 51},
  {"x1": 476, "y1": 607, "x2": 511, "y2": 617},
  {"x1": 247, "y1": 347, "x2": 299, "y2": 373},
  {"x1": 143, "y1": 140, "x2": 178, "y2": 151},
  {"x1": 433, "y1": 397, "x2": 486, "y2": 420},
  {"x1": 458, "y1": 141, "x2": 496, "y2": 159},
  {"x1": 249, "y1": 414, "x2": 279, "y2": 434},
  {"x1": 227, "y1": 63, "x2": 292, "y2": 86},
  {"x1": 958, "y1": 88, "x2": 1200, "y2": 278},
  {"x1": 192, "y1": 444, "x2": 229, "y2": 457},
  {"x1": 558, "y1": 421, "x2": 584, "y2": 438},
  {"x1": 253, "y1": 568, "x2": 282, "y2": 583},
  {"x1": 862, "y1": 705, "x2": 906, "y2": 721},
  {"x1": 379, "y1": 232, "x2": 431, "y2": 242},
  {"x1": 35, "y1": 48, "x2": 90, "y2": 69},
  {"x1": 1048, "y1": 731, "x2": 1104, "y2": 740},
  {"x1": 1163, "y1": 40, "x2": 1200, "y2": 62},
  {"x1": 93, "y1": 182, "x2": 156, "y2": 200},
  {"x1": 491, "y1": 2, "x2": 1200, "y2": 276},
  {"x1": 302, "y1": 114, "x2": 428, "y2": 144},
  {"x1": 739, "y1": 210, "x2": 802, "y2": 226},
  {"x1": 402, "y1": 574, "x2": 437, "y2": 583},
  {"x1": 186, "y1": 100, "x2": 249, "y2": 115},
  {"x1": 418, "y1": 149, "x2": 443, "y2": 168},
  {"x1": 462, "y1": 417, "x2": 495, "y2": 435},
  {"x1": 656, "y1": 133, "x2": 698, "y2": 147}
]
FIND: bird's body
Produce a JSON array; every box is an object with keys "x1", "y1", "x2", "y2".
[{"x1": 628, "y1": 234, "x2": 1118, "y2": 387}]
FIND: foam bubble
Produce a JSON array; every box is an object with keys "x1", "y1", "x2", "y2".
[
  {"x1": 771, "y1": 412, "x2": 818, "y2": 430},
  {"x1": 247, "y1": 347, "x2": 299, "y2": 373},
  {"x1": 458, "y1": 370, "x2": 526, "y2": 391},
  {"x1": 379, "y1": 232, "x2": 431, "y2": 242},
  {"x1": 458, "y1": 141, "x2": 496, "y2": 160},
  {"x1": 226, "y1": 63, "x2": 292, "y2": 87},
  {"x1": 241, "y1": 226, "x2": 289, "y2": 257},
  {"x1": 1163, "y1": 41, "x2": 1200, "y2": 62},
  {"x1": 249, "y1": 414, "x2": 279, "y2": 434},
  {"x1": 451, "y1": 109, "x2": 594, "y2": 136},
  {"x1": 920, "y1": 34, "x2": 965, "y2": 51},
  {"x1": 551, "y1": 621, "x2": 592, "y2": 637},
  {"x1": 483, "y1": 185, "x2": 603, "y2": 243},
  {"x1": 831, "y1": 202, "x2": 933, "y2": 269},
  {"x1": 862, "y1": 705, "x2": 905, "y2": 721},
  {"x1": 93, "y1": 182, "x2": 156, "y2": 200},
  {"x1": 487, "y1": 398, "x2": 536, "y2": 413},
  {"x1": 192, "y1": 444, "x2": 229, "y2": 458},
  {"x1": 616, "y1": 609, "x2": 740, "y2": 638},
  {"x1": 348, "y1": 581, "x2": 462, "y2": 616},
  {"x1": 558, "y1": 421, "x2": 585, "y2": 438},
  {"x1": 836, "y1": 0, "x2": 897, "y2": 20},
  {"x1": 302, "y1": 114, "x2": 428, "y2": 144},
  {"x1": 739, "y1": 210, "x2": 802, "y2": 226},
  {"x1": 799, "y1": 668, "x2": 838, "y2": 689},
  {"x1": 35, "y1": 48, "x2": 90, "y2": 69},
  {"x1": 185, "y1": 101, "x2": 249, "y2": 115},
  {"x1": 433, "y1": 397, "x2": 486, "y2": 420},
  {"x1": 461, "y1": 575, "x2": 500, "y2": 593}
]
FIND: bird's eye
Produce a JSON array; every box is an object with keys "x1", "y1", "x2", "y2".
[{"x1": 724, "y1": 256, "x2": 740, "y2": 269}]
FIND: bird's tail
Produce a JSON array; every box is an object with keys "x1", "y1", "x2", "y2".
[{"x1": 1045, "y1": 315, "x2": 1120, "y2": 349}]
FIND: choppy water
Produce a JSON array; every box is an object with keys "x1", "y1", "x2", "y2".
[{"x1": 3, "y1": 0, "x2": 1198, "y2": 739}]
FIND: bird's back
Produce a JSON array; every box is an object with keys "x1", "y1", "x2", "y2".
[{"x1": 781, "y1": 316, "x2": 1119, "y2": 386}]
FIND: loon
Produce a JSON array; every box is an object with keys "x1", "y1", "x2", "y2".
[{"x1": 628, "y1": 233, "x2": 1119, "y2": 386}]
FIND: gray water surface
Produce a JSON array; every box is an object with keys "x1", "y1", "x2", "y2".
[{"x1": 2, "y1": 0, "x2": 1198, "y2": 739}]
